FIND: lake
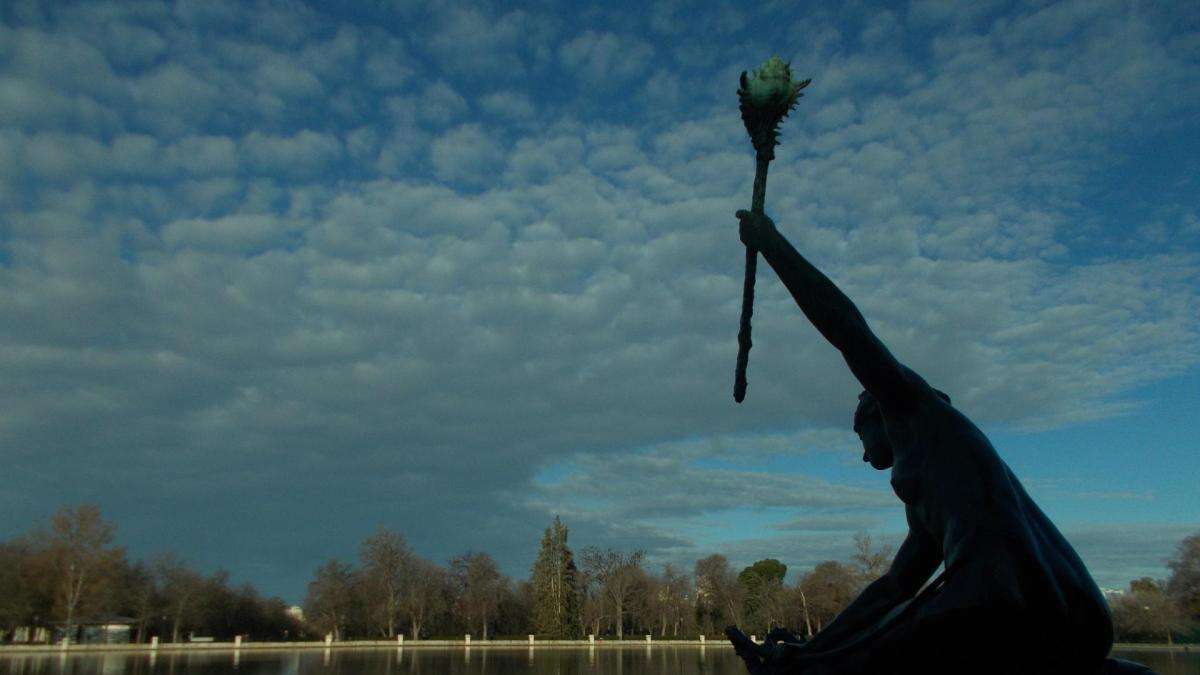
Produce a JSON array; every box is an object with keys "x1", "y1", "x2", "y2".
[{"x1": 0, "y1": 647, "x2": 1194, "y2": 675}]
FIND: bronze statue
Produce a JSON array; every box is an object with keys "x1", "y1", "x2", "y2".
[{"x1": 725, "y1": 210, "x2": 1155, "y2": 675}]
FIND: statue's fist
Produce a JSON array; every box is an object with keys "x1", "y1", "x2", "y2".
[{"x1": 736, "y1": 209, "x2": 776, "y2": 249}]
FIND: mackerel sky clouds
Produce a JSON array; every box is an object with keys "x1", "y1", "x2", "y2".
[{"x1": 1, "y1": 0, "x2": 1197, "y2": 602}]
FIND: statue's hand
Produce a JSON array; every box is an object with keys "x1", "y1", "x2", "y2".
[
  {"x1": 735, "y1": 209, "x2": 777, "y2": 250},
  {"x1": 727, "y1": 625, "x2": 807, "y2": 675}
]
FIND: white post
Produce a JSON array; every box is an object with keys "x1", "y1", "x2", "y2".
[
  {"x1": 234, "y1": 635, "x2": 242, "y2": 648},
  {"x1": 699, "y1": 634, "x2": 705, "y2": 643},
  {"x1": 464, "y1": 634, "x2": 471, "y2": 645},
  {"x1": 61, "y1": 636, "x2": 69, "y2": 650},
  {"x1": 151, "y1": 636, "x2": 159, "y2": 650},
  {"x1": 324, "y1": 633, "x2": 333, "y2": 646},
  {"x1": 588, "y1": 634, "x2": 595, "y2": 644},
  {"x1": 397, "y1": 634, "x2": 404, "y2": 645},
  {"x1": 528, "y1": 635, "x2": 535, "y2": 644},
  {"x1": 646, "y1": 634, "x2": 651, "y2": 643}
]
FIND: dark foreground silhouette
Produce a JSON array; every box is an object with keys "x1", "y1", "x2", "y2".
[{"x1": 725, "y1": 210, "x2": 1155, "y2": 675}]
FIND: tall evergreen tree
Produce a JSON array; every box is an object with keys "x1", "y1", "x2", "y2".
[{"x1": 530, "y1": 516, "x2": 581, "y2": 638}]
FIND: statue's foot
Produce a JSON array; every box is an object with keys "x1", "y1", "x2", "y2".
[
  {"x1": 1098, "y1": 658, "x2": 1157, "y2": 675},
  {"x1": 765, "y1": 626, "x2": 804, "y2": 647},
  {"x1": 725, "y1": 626, "x2": 767, "y2": 675}
]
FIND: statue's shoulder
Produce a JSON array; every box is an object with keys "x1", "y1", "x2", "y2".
[{"x1": 894, "y1": 365, "x2": 944, "y2": 406}]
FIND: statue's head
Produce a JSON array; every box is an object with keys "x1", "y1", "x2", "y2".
[
  {"x1": 853, "y1": 391, "x2": 892, "y2": 470},
  {"x1": 853, "y1": 388, "x2": 951, "y2": 470}
]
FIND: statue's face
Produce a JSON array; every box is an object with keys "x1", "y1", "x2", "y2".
[{"x1": 856, "y1": 412, "x2": 894, "y2": 470}]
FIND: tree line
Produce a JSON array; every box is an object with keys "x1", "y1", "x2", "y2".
[
  {"x1": 1107, "y1": 532, "x2": 1200, "y2": 645},
  {"x1": 0, "y1": 505, "x2": 301, "y2": 643},
  {"x1": 3, "y1": 506, "x2": 1198, "y2": 644}
]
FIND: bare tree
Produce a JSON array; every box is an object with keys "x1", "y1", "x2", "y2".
[
  {"x1": 579, "y1": 566, "x2": 606, "y2": 638},
  {"x1": 1166, "y1": 532, "x2": 1200, "y2": 624},
  {"x1": 47, "y1": 505, "x2": 118, "y2": 642},
  {"x1": 154, "y1": 552, "x2": 205, "y2": 643},
  {"x1": 850, "y1": 532, "x2": 892, "y2": 586},
  {"x1": 1111, "y1": 578, "x2": 1189, "y2": 645},
  {"x1": 648, "y1": 564, "x2": 691, "y2": 637},
  {"x1": 401, "y1": 557, "x2": 446, "y2": 640},
  {"x1": 694, "y1": 554, "x2": 743, "y2": 631},
  {"x1": 581, "y1": 547, "x2": 645, "y2": 639},
  {"x1": 450, "y1": 551, "x2": 504, "y2": 640},
  {"x1": 359, "y1": 528, "x2": 412, "y2": 638},
  {"x1": 117, "y1": 561, "x2": 157, "y2": 643},
  {"x1": 303, "y1": 559, "x2": 356, "y2": 641},
  {"x1": 0, "y1": 537, "x2": 52, "y2": 640},
  {"x1": 797, "y1": 561, "x2": 858, "y2": 634}
]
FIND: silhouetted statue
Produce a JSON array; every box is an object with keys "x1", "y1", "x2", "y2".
[{"x1": 725, "y1": 211, "x2": 1155, "y2": 675}]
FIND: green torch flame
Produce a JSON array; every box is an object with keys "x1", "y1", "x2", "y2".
[{"x1": 738, "y1": 56, "x2": 811, "y2": 161}]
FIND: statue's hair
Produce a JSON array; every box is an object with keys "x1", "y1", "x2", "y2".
[{"x1": 853, "y1": 388, "x2": 951, "y2": 432}]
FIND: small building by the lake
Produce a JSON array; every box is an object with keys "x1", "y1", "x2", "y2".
[{"x1": 52, "y1": 616, "x2": 136, "y2": 645}]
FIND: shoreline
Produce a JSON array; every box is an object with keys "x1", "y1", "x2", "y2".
[
  {"x1": 0, "y1": 640, "x2": 1192, "y2": 655},
  {"x1": 0, "y1": 639, "x2": 722, "y2": 654}
]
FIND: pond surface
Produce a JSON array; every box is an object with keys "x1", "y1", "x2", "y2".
[{"x1": 0, "y1": 647, "x2": 1194, "y2": 675}]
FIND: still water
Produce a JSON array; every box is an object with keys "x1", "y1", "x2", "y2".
[{"x1": 0, "y1": 647, "x2": 1195, "y2": 675}]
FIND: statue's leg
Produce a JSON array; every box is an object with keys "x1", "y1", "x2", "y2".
[{"x1": 868, "y1": 608, "x2": 1029, "y2": 675}]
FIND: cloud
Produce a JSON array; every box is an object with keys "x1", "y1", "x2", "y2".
[
  {"x1": 161, "y1": 214, "x2": 292, "y2": 252},
  {"x1": 1065, "y1": 523, "x2": 1199, "y2": 589},
  {"x1": 529, "y1": 452, "x2": 894, "y2": 521},
  {"x1": 558, "y1": 30, "x2": 655, "y2": 89},
  {"x1": 417, "y1": 80, "x2": 469, "y2": 125},
  {"x1": 774, "y1": 514, "x2": 885, "y2": 532},
  {"x1": 421, "y1": 7, "x2": 557, "y2": 80},
  {"x1": 240, "y1": 130, "x2": 343, "y2": 178},
  {"x1": 503, "y1": 134, "x2": 586, "y2": 186},
  {"x1": 0, "y1": 76, "x2": 120, "y2": 133},
  {"x1": 430, "y1": 123, "x2": 508, "y2": 187},
  {"x1": 480, "y1": 90, "x2": 536, "y2": 122},
  {"x1": 253, "y1": 56, "x2": 324, "y2": 101}
]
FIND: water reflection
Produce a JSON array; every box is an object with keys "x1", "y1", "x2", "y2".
[{"x1": 0, "y1": 648, "x2": 1192, "y2": 675}]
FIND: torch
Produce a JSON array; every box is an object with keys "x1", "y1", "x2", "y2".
[{"x1": 734, "y1": 56, "x2": 810, "y2": 403}]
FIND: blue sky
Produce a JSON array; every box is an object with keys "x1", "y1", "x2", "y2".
[{"x1": 0, "y1": 0, "x2": 1197, "y2": 603}]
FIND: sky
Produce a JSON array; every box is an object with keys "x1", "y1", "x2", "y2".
[{"x1": 1, "y1": 0, "x2": 1198, "y2": 604}]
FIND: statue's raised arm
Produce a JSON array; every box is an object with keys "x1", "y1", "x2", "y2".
[{"x1": 735, "y1": 210, "x2": 926, "y2": 411}]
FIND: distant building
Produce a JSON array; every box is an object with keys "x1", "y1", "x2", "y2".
[
  {"x1": 1101, "y1": 588, "x2": 1126, "y2": 601},
  {"x1": 52, "y1": 616, "x2": 136, "y2": 645},
  {"x1": 7, "y1": 626, "x2": 50, "y2": 643}
]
